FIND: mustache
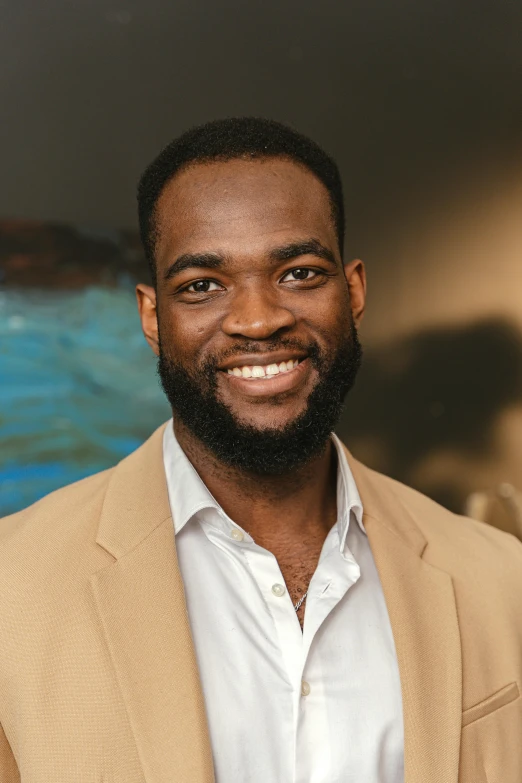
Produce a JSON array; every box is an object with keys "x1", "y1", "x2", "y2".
[{"x1": 200, "y1": 338, "x2": 321, "y2": 372}]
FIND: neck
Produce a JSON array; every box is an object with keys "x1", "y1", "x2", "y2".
[{"x1": 172, "y1": 417, "x2": 338, "y2": 549}]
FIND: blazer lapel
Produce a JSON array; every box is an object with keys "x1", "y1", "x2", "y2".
[
  {"x1": 346, "y1": 451, "x2": 462, "y2": 783},
  {"x1": 90, "y1": 424, "x2": 214, "y2": 783}
]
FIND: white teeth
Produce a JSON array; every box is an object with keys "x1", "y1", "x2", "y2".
[{"x1": 227, "y1": 358, "x2": 301, "y2": 378}]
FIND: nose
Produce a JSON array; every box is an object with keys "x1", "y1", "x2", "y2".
[{"x1": 221, "y1": 285, "x2": 296, "y2": 340}]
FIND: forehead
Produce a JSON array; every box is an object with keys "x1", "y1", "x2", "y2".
[{"x1": 154, "y1": 158, "x2": 337, "y2": 264}]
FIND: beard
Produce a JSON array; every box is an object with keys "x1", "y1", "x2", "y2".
[{"x1": 157, "y1": 321, "x2": 362, "y2": 475}]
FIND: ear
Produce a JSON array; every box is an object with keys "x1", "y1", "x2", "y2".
[
  {"x1": 136, "y1": 283, "x2": 160, "y2": 356},
  {"x1": 343, "y1": 258, "x2": 366, "y2": 327}
]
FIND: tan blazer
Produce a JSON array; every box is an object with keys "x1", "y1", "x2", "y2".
[{"x1": 0, "y1": 423, "x2": 521, "y2": 783}]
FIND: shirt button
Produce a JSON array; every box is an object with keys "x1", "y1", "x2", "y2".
[
  {"x1": 301, "y1": 680, "x2": 311, "y2": 697},
  {"x1": 230, "y1": 528, "x2": 244, "y2": 542},
  {"x1": 271, "y1": 583, "x2": 286, "y2": 597}
]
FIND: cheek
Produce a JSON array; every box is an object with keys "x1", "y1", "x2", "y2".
[
  {"x1": 162, "y1": 307, "x2": 218, "y2": 362},
  {"x1": 301, "y1": 287, "x2": 351, "y2": 338},
  {"x1": 332, "y1": 283, "x2": 355, "y2": 326}
]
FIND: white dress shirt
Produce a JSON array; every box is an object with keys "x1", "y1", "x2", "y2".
[{"x1": 163, "y1": 420, "x2": 404, "y2": 783}]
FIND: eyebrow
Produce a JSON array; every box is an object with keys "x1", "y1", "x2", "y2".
[
  {"x1": 268, "y1": 240, "x2": 337, "y2": 267},
  {"x1": 163, "y1": 252, "x2": 225, "y2": 281},
  {"x1": 163, "y1": 238, "x2": 337, "y2": 282}
]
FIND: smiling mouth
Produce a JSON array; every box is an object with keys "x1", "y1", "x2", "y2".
[{"x1": 224, "y1": 358, "x2": 302, "y2": 380}]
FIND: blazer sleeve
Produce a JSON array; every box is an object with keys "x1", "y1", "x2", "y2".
[{"x1": 0, "y1": 722, "x2": 20, "y2": 782}]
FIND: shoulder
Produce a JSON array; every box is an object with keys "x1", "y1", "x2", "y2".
[
  {"x1": 0, "y1": 467, "x2": 113, "y2": 539},
  {"x1": 0, "y1": 468, "x2": 115, "y2": 586},
  {"x1": 0, "y1": 468, "x2": 122, "y2": 697},
  {"x1": 0, "y1": 422, "x2": 169, "y2": 579},
  {"x1": 370, "y1": 466, "x2": 522, "y2": 585}
]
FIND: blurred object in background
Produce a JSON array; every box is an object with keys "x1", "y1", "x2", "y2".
[
  {"x1": 465, "y1": 483, "x2": 522, "y2": 539},
  {"x1": 0, "y1": 220, "x2": 147, "y2": 288},
  {"x1": 340, "y1": 318, "x2": 522, "y2": 539},
  {"x1": 0, "y1": 220, "x2": 169, "y2": 516}
]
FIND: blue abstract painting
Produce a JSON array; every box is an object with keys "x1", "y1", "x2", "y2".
[{"x1": 0, "y1": 220, "x2": 170, "y2": 516}]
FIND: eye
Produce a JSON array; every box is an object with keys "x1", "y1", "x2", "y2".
[
  {"x1": 184, "y1": 280, "x2": 222, "y2": 293},
  {"x1": 281, "y1": 268, "x2": 319, "y2": 283}
]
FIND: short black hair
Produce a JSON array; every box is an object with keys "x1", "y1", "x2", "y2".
[{"x1": 137, "y1": 117, "x2": 345, "y2": 285}]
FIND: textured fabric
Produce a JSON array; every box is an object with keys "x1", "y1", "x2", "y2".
[
  {"x1": 163, "y1": 421, "x2": 404, "y2": 783},
  {"x1": 0, "y1": 421, "x2": 521, "y2": 783}
]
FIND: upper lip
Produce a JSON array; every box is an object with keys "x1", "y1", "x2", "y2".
[{"x1": 218, "y1": 351, "x2": 308, "y2": 371}]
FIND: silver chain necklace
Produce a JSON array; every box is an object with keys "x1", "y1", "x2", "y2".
[
  {"x1": 246, "y1": 530, "x2": 308, "y2": 613},
  {"x1": 293, "y1": 590, "x2": 308, "y2": 612}
]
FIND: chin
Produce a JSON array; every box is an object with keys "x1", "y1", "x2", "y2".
[{"x1": 229, "y1": 406, "x2": 305, "y2": 432}]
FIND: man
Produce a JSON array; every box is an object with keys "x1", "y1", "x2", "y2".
[{"x1": 0, "y1": 118, "x2": 521, "y2": 783}]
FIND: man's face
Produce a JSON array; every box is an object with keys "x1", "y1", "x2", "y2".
[{"x1": 137, "y1": 157, "x2": 366, "y2": 473}]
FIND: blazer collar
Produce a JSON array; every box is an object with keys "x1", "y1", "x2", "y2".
[
  {"x1": 343, "y1": 446, "x2": 428, "y2": 556},
  {"x1": 96, "y1": 422, "x2": 427, "y2": 563},
  {"x1": 95, "y1": 423, "x2": 172, "y2": 559}
]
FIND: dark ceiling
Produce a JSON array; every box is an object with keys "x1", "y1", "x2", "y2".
[{"x1": 1, "y1": 0, "x2": 522, "y2": 255}]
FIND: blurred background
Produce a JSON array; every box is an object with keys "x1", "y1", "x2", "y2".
[{"x1": 1, "y1": 0, "x2": 522, "y2": 536}]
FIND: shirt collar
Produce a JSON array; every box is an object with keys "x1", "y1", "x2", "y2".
[
  {"x1": 163, "y1": 420, "x2": 221, "y2": 535},
  {"x1": 331, "y1": 432, "x2": 366, "y2": 547},
  {"x1": 163, "y1": 420, "x2": 366, "y2": 546}
]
